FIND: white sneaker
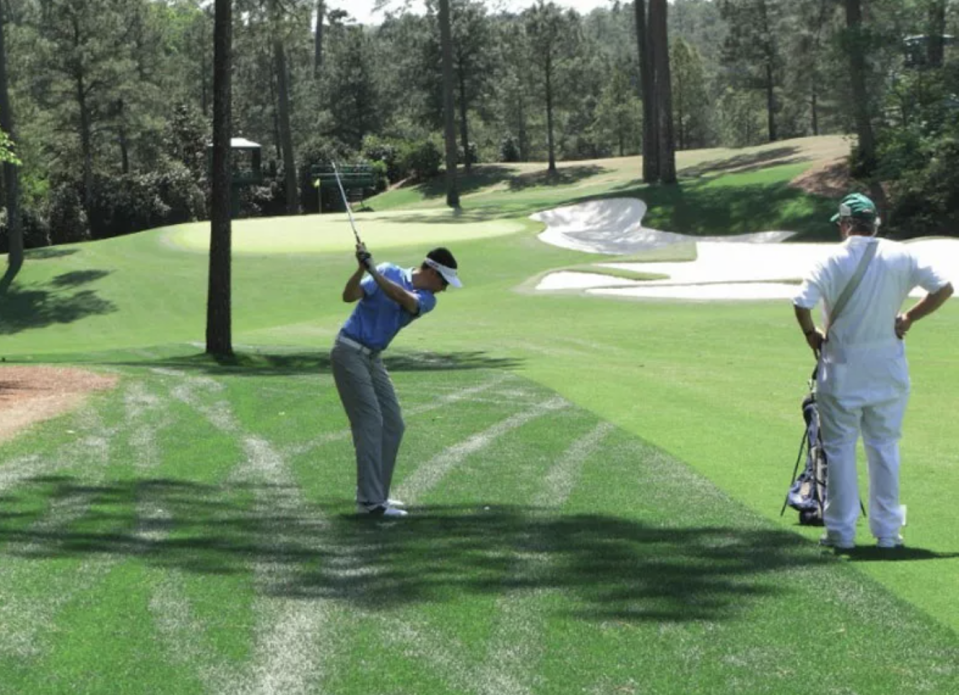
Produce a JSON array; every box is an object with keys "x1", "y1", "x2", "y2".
[
  {"x1": 876, "y1": 535, "x2": 904, "y2": 549},
  {"x1": 356, "y1": 503, "x2": 408, "y2": 518},
  {"x1": 386, "y1": 498, "x2": 406, "y2": 508},
  {"x1": 819, "y1": 534, "x2": 854, "y2": 550}
]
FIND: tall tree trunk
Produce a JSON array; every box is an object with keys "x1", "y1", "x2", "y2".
[
  {"x1": 844, "y1": 0, "x2": 876, "y2": 174},
  {"x1": 207, "y1": 0, "x2": 233, "y2": 358},
  {"x1": 518, "y1": 98, "x2": 528, "y2": 161},
  {"x1": 765, "y1": 61, "x2": 777, "y2": 142},
  {"x1": 635, "y1": 0, "x2": 658, "y2": 182},
  {"x1": 675, "y1": 61, "x2": 685, "y2": 151},
  {"x1": 545, "y1": 54, "x2": 556, "y2": 174},
  {"x1": 811, "y1": 90, "x2": 819, "y2": 136},
  {"x1": 810, "y1": 0, "x2": 829, "y2": 137},
  {"x1": 650, "y1": 0, "x2": 675, "y2": 183},
  {"x1": 65, "y1": 13, "x2": 93, "y2": 229},
  {"x1": 76, "y1": 77, "x2": 93, "y2": 231},
  {"x1": 314, "y1": 0, "x2": 324, "y2": 78},
  {"x1": 119, "y1": 127, "x2": 129, "y2": 174},
  {"x1": 273, "y1": 37, "x2": 298, "y2": 214},
  {"x1": 458, "y1": 71, "x2": 470, "y2": 173},
  {"x1": 927, "y1": 0, "x2": 946, "y2": 68},
  {"x1": 0, "y1": 0, "x2": 21, "y2": 290},
  {"x1": 759, "y1": 1, "x2": 777, "y2": 142},
  {"x1": 438, "y1": 0, "x2": 459, "y2": 207},
  {"x1": 201, "y1": 49, "x2": 209, "y2": 116}
]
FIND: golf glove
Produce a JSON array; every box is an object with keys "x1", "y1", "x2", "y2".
[{"x1": 356, "y1": 249, "x2": 374, "y2": 271}]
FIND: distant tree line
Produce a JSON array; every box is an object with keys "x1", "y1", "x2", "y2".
[{"x1": 0, "y1": 0, "x2": 957, "y2": 261}]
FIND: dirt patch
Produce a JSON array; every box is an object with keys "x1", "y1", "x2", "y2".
[
  {"x1": 0, "y1": 366, "x2": 119, "y2": 444},
  {"x1": 790, "y1": 157, "x2": 854, "y2": 198}
]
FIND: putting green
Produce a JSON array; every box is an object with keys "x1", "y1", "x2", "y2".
[{"x1": 163, "y1": 209, "x2": 527, "y2": 255}]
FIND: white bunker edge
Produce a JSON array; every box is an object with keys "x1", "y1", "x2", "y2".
[{"x1": 532, "y1": 197, "x2": 959, "y2": 301}]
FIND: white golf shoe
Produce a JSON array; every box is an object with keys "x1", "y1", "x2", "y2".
[
  {"x1": 356, "y1": 503, "x2": 408, "y2": 518},
  {"x1": 819, "y1": 533, "x2": 854, "y2": 550}
]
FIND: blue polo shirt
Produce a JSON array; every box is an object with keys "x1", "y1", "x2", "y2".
[{"x1": 340, "y1": 263, "x2": 438, "y2": 351}]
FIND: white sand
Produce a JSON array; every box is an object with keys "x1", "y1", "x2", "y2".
[
  {"x1": 532, "y1": 198, "x2": 792, "y2": 255},
  {"x1": 533, "y1": 198, "x2": 959, "y2": 300}
]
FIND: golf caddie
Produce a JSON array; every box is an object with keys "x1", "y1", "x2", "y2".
[
  {"x1": 792, "y1": 192, "x2": 953, "y2": 550},
  {"x1": 332, "y1": 242, "x2": 462, "y2": 517}
]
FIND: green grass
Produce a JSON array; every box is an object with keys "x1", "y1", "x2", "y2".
[{"x1": 3, "y1": 135, "x2": 959, "y2": 693}]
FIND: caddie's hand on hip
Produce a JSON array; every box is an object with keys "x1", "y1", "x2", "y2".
[
  {"x1": 806, "y1": 329, "x2": 825, "y2": 356},
  {"x1": 895, "y1": 313, "x2": 911, "y2": 339}
]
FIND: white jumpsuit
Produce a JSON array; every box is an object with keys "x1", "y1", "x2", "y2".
[{"x1": 793, "y1": 236, "x2": 949, "y2": 545}]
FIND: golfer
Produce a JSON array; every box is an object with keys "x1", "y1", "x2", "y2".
[
  {"x1": 332, "y1": 243, "x2": 462, "y2": 517},
  {"x1": 793, "y1": 192, "x2": 953, "y2": 549}
]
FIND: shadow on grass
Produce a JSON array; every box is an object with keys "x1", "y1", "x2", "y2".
[
  {"x1": 840, "y1": 546, "x2": 959, "y2": 562},
  {"x1": 105, "y1": 349, "x2": 524, "y2": 376},
  {"x1": 0, "y1": 278, "x2": 117, "y2": 335},
  {"x1": 386, "y1": 164, "x2": 608, "y2": 205},
  {"x1": 678, "y1": 146, "x2": 806, "y2": 178},
  {"x1": 50, "y1": 270, "x2": 112, "y2": 288},
  {"x1": 393, "y1": 165, "x2": 522, "y2": 202},
  {"x1": 24, "y1": 247, "x2": 79, "y2": 261},
  {"x1": 606, "y1": 179, "x2": 837, "y2": 241},
  {"x1": 506, "y1": 165, "x2": 607, "y2": 191},
  {"x1": 0, "y1": 476, "x2": 836, "y2": 623}
]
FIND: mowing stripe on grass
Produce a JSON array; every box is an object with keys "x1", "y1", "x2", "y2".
[
  {"x1": 155, "y1": 368, "x2": 238, "y2": 434},
  {"x1": 149, "y1": 369, "x2": 340, "y2": 695},
  {"x1": 365, "y1": 422, "x2": 615, "y2": 695},
  {"x1": 144, "y1": 368, "x2": 341, "y2": 695},
  {"x1": 395, "y1": 396, "x2": 570, "y2": 504},
  {"x1": 0, "y1": 404, "x2": 115, "y2": 495},
  {"x1": 374, "y1": 615, "x2": 481, "y2": 694},
  {"x1": 0, "y1": 407, "x2": 118, "y2": 660},
  {"x1": 283, "y1": 373, "x2": 514, "y2": 458},
  {"x1": 476, "y1": 422, "x2": 615, "y2": 695},
  {"x1": 222, "y1": 436, "x2": 336, "y2": 695},
  {"x1": 132, "y1": 373, "x2": 246, "y2": 694},
  {"x1": 148, "y1": 573, "x2": 235, "y2": 692},
  {"x1": 537, "y1": 422, "x2": 615, "y2": 507},
  {"x1": 125, "y1": 381, "x2": 178, "y2": 545}
]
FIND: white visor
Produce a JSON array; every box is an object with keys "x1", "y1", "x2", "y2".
[{"x1": 424, "y1": 257, "x2": 462, "y2": 288}]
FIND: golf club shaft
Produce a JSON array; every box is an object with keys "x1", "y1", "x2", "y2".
[{"x1": 331, "y1": 162, "x2": 362, "y2": 245}]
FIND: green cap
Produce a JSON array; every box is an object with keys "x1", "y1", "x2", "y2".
[{"x1": 830, "y1": 193, "x2": 878, "y2": 224}]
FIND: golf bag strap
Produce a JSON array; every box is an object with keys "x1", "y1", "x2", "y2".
[{"x1": 825, "y1": 240, "x2": 878, "y2": 335}]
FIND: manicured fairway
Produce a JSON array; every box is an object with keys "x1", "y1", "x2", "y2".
[
  {"x1": 2, "y1": 136, "x2": 959, "y2": 693},
  {"x1": 1, "y1": 350, "x2": 958, "y2": 694}
]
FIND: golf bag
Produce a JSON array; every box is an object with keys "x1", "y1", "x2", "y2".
[
  {"x1": 781, "y1": 383, "x2": 828, "y2": 526},
  {"x1": 781, "y1": 368, "x2": 866, "y2": 526}
]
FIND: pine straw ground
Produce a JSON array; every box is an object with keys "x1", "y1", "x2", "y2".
[{"x1": 0, "y1": 367, "x2": 118, "y2": 444}]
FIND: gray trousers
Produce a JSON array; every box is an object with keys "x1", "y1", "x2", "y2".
[{"x1": 331, "y1": 341, "x2": 405, "y2": 506}]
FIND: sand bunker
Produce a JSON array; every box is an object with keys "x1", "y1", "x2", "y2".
[
  {"x1": 532, "y1": 198, "x2": 792, "y2": 255},
  {"x1": 533, "y1": 198, "x2": 959, "y2": 301}
]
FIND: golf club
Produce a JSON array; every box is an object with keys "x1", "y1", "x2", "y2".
[{"x1": 331, "y1": 161, "x2": 362, "y2": 245}]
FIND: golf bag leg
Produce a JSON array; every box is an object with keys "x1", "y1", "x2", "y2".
[{"x1": 817, "y1": 395, "x2": 862, "y2": 545}]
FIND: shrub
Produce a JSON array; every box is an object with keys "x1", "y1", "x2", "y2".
[
  {"x1": 458, "y1": 141, "x2": 479, "y2": 166},
  {"x1": 370, "y1": 159, "x2": 389, "y2": 193},
  {"x1": 362, "y1": 135, "x2": 402, "y2": 182},
  {"x1": 84, "y1": 163, "x2": 206, "y2": 239},
  {"x1": 20, "y1": 206, "x2": 51, "y2": 249},
  {"x1": 399, "y1": 138, "x2": 442, "y2": 181},
  {"x1": 500, "y1": 134, "x2": 521, "y2": 163},
  {"x1": 298, "y1": 136, "x2": 355, "y2": 213},
  {"x1": 47, "y1": 184, "x2": 89, "y2": 244}
]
